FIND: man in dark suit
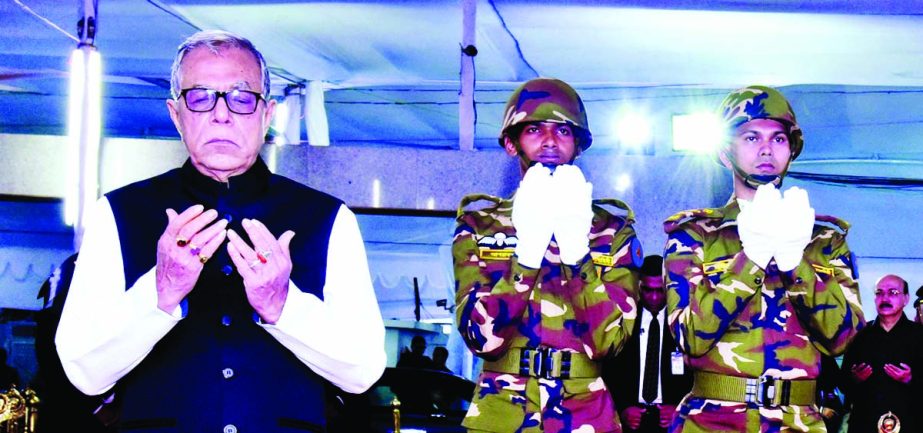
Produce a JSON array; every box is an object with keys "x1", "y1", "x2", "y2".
[{"x1": 604, "y1": 255, "x2": 692, "y2": 432}]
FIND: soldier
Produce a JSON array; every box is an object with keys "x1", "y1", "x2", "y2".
[
  {"x1": 662, "y1": 85, "x2": 864, "y2": 432},
  {"x1": 454, "y1": 78, "x2": 642, "y2": 433}
]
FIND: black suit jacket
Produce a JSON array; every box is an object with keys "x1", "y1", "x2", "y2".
[{"x1": 603, "y1": 308, "x2": 693, "y2": 412}]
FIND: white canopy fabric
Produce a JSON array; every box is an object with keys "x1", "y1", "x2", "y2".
[{"x1": 2, "y1": 0, "x2": 923, "y2": 147}]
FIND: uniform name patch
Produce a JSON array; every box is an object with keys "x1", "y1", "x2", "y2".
[
  {"x1": 812, "y1": 264, "x2": 834, "y2": 276},
  {"x1": 592, "y1": 255, "x2": 615, "y2": 268},
  {"x1": 479, "y1": 248, "x2": 514, "y2": 261},
  {"x1": 703, "y1": 259, "x2": 732, "y2": 275}
]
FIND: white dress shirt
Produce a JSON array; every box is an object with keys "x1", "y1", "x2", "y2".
[{"x1": 56, "y1": 196, "x2": 386, "y2": 396}]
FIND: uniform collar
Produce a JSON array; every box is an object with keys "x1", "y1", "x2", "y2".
[{"x1": 713, "y1": 195, "x2": 741, "y2": 229}]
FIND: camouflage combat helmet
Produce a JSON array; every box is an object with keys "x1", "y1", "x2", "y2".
[
  {"x1": 717, "y1": 85, "x2": 803, "y2": 160},
  {"x1": 498, "y1": 78, "x2": 592, "y2": 151}
]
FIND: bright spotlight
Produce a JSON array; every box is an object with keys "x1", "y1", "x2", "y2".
[
  {"x1": 305, "y1": 81, "x2": 329, "y2": 147},
  {"x1": 65, "y1": 46, "x2": 102, "y2": 228},
  {"x1": 672, "y1": 112, "x2": 726, "y2": 153},
  {"x1": 372, "y1": 178, "x2": 381, "y2": 208},
  {"x1": 614, "y1": 112, "x2": 652, "y2": 150},
  {"x1": 613, "y1": 173, "x2": 631, "y2": 193}
]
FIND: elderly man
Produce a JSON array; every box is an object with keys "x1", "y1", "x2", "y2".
[
  {"x1": 842, "y1": 274, "x2": 923, "y2": 433},
  {"x1": 56, "y1": 30, "x2": 386, "y2": 433},
  {"x1": 662, "y1": 85, "x2": 864, "y2": 432},
  {"x1": 454, "y1": 78, "x2": 641, "y2": 433}
]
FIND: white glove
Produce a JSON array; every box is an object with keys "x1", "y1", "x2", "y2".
[
  {"x1": 512, "y1": 164, "x2": 555, "y2": 268},
  {"x1": 737, "y1": 184, "x2": 782, "y2": 269},
  {"x1": 774, "y1": 187, "x2": 815, "y2": 271},
  {"x1": 551, "y1": 165, "x2": 594, "y2": 265}
]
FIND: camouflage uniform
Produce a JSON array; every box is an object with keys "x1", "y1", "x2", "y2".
[
  {"x1": 662, "y1": 86, "x2": 864, "y2": 433},
  {"x1": 454, "y1": 194, "x2": 642, "y2": 433}
]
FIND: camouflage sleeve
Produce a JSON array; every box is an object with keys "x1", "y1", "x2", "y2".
[
  {"x1": 784, "y1": 232, "x2": 864, "y2": 356},
  {"x1": 663, "y1": 225, "x2": 762, "y2": 358},
  {"x1": 565, "y1": 227, "x2": 640, "y2": 358},
  {"x1": 453, "y1": 219, "x2": 539, "y2": 360}
]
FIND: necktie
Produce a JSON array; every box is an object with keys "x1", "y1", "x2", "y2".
[{"x1": 642, "y1": 315, "x2": 660, "y2": 403}]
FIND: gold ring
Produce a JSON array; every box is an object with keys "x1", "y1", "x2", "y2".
[
  {"x1": 198, "y1": 254, "x2": 209, "y2": 264},
  {"x1": 176, "y1": 237, "x2": 189, "y2": 247}
]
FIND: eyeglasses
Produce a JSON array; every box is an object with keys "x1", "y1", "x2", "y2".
[
  {"x1": 874, "y1": 289, "x2": 903, "y2": 297},
  {"x1": 179, "y1": 88, "x2": 265, "y2": 115}
]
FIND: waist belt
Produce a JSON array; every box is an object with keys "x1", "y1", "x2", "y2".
[
  {"x1": 483, "y1": 347, "x2": 600, "y2": 380},
  {"x1": 692, "y1": 371, "x2": 816, "y2": 407}
]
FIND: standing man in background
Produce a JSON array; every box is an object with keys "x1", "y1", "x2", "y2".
[
  {"x1": 663, "y1": 85, "x2": 864, "y2": 432},
  {"x1": 914, "y1": 285, "x2": 923, "y2": 324},
  {"x1": 842, "y1": 274, "x2": 922, "y2": 433},
  {"x1": 454, "y1": 78, "x2": 642, "y2": 433},
  {"x1": 605, "y1": 255, "x2": 692, "y2": 433},
  {"x1": 56, "y1": 30, "x2": 385, "y2": 433}
]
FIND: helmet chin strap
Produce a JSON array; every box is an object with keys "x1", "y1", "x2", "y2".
[{"x1": 734, "y1": 164, "x2": 783, "y2": 189}]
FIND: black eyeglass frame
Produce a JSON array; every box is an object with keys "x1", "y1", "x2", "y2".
[{"x1": 178, "y1": 87, "x2": 267, "y2": 115}]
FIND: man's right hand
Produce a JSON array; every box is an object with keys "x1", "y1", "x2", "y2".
[
  {"x1": 850, "y1": 362, "x2": 873, "y2": 383},
  {"x1": 512, "y1": 164, "x2": 555, "y2": 268},
  {"x1": 156, "y1": 205, "x2": 228, "y2": 313},
  {"x1": 620, "y1": 405, "x2": 646, "y2": 431}
]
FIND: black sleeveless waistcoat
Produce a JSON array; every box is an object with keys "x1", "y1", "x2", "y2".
[{"x1": 106, "y1": 158, "x2": 342, "y2": 433}]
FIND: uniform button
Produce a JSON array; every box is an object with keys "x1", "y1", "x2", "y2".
[
  {"x1": 754, "y1": 277, "x2": 763, "y2": 285},
  {"x1": 224, "y1": 214, "x2": 233, "y2": 223},
  {"x1": 223, "y1": 424, "x2": 237, "y2": 433},
  {"x1": 222, "y1": 368, "x2": 234, "y2": 379},
  {"x1": 222, "y1": 265, "x2": 233, "y2": 276},
  {"x1": 221, "y1": 315, "x2": 232, "y2": 327}
]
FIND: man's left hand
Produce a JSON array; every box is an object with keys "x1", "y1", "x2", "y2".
[
  {"x1": 551, "y1": 164, "x2": 593, "y2": 265},
  {"x1": 226, "y1": 218, "x2": 296, "y2": 324},
  {"x1": 658, "y1": 404, "x2": 677, "y2": 428},
  {"x1": 774, "y1": 187, "x2": 815, "y2": 271},
  {"x1": 883, "y1": 362, "x2": 912, "y2": 384}
]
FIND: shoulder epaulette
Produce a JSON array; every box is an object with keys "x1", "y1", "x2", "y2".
[
  {"x1": 456, "y1": 193, "x2": 504, "y2": 219},
  {"x1": 663, "y1": 208, "x2": 723, "y2": 233},
  {"x1": 815, "y1": 214, "x2": 850, "y2": 234},
  {"x1": 592, "y1": 198, "x2": 635, "y2": 224}
]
